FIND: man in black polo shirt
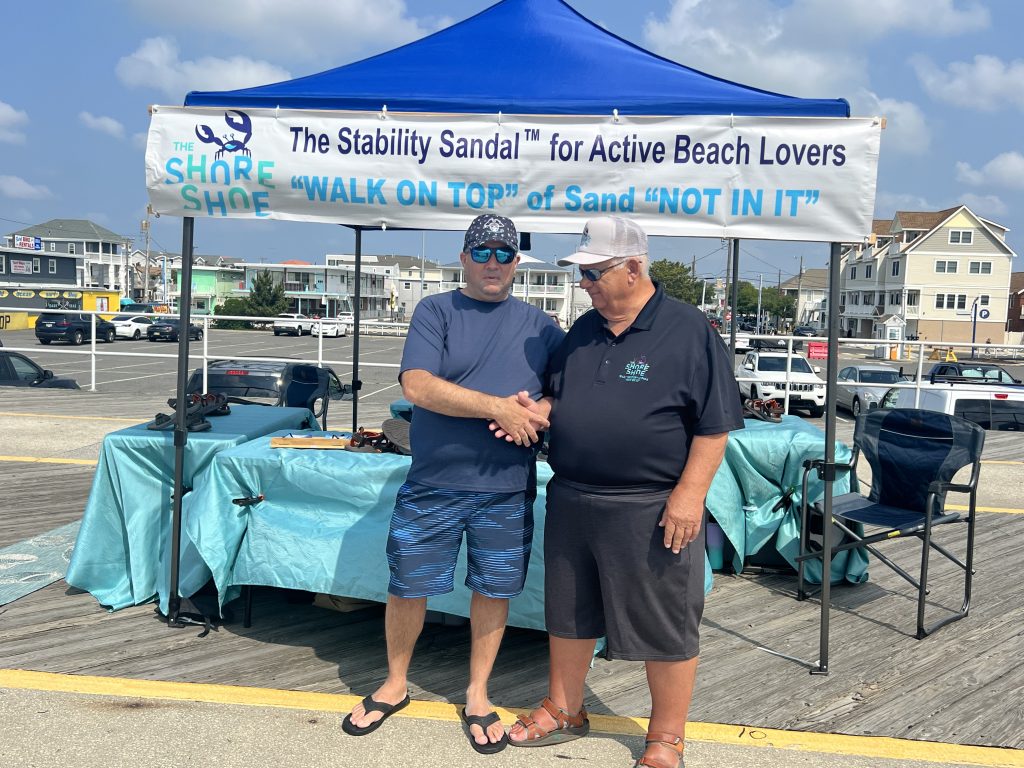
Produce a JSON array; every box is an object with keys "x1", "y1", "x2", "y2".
[{"x1": 507, "y1": 216, "x2": 744, "y2": 768}]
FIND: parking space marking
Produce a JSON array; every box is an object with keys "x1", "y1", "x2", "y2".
[
  {"x1": 948, "y1": 504, "x2": 1024, "y2": 515},
  {"x1": 0, "y1": 455, "x2": 98, "y2": 466},
  {"x1": 0, "y1": 411, "x2": 139, "y2": 423}
]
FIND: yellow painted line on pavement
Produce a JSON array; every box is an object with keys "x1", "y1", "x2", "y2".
[
  {"x1": 0, "y1": 410, "x2": 139, "y2": 423},
  {"x1": 0, "y1": 455, "x2": 97, "y2": 466},
  {"x1": 981, "y1": 460, "x2": 1023, "y2": 465},
  {"x1": 1, "y1": 670, "x2": 1022, "y2": 767},
  {"x1": 949, "y1": 504, "x2": 1024, "y2": 515}
]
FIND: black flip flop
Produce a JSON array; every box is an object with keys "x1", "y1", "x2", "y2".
[
  {"x1": 460, "y1": 708, "x2": 509, "y2": 754},
  {"x1": 341, "y1": 694, "x2": 410, "y2": 736}
]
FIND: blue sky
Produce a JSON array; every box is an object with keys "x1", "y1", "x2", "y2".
[{"x1": 2, "y1": 0, "x2": 1019, "y2": 284}]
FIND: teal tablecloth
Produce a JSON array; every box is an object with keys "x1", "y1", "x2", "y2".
[
  {"x1": 179, "y1": 418, "x2": 861, "y2": 631},
  {"x1": 705, "y1": 415, "x2": 867, "y2": 585},
  {"x1": 66, "y1": 405, "x2": 316, "y2": 610}
]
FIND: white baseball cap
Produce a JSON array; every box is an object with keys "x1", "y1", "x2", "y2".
[{"x1": 557, "y1": 216, "x2": 648, "y2": 267}]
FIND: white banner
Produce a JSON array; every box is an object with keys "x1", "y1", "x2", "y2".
[{"x1": 146, "y1": 107, "x2": 881, "y2": 242}]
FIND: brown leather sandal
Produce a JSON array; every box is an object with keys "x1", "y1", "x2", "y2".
[
  {"x1": 634, "y1": 731, "x2": 684, "y2": 768},
  {"x1": 508, "y1": 696, "x2": 590, "y2": 747}
]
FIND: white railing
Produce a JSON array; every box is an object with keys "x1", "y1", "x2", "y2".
[
  {"x1": 1, "y1": 306, "x2": 403, "y2": 393},
  {"x1": 728, "y1": 333, "x2": 1024, "y2": 416}
]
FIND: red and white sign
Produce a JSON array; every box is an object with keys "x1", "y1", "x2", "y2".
[
  {"x1": 14, "y1": 235, "x2": 41, "y2": 250},
  {"x1": 10, "y1": 259, "x2": 33, "y2": 275},
  {"x1": 807, "y1": 341, "x2": 828, "y2": 359}
]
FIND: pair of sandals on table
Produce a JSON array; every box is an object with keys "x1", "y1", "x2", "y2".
[{"x1": 341, "y1": 694, "x2": 684, "y2": 766}]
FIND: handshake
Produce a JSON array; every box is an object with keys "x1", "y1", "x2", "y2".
[{"x1": 489, "y1": 390, "x2": 552, "y2": 446}]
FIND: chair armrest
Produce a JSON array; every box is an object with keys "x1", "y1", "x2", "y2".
[
  {"x1": 928, "y1": 480, "x2": 974, "y2": 495},
  {"x1": 802, "y1": 458, "x2": 854, "y2": 477}
]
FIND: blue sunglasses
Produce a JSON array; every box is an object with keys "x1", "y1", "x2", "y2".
[{"x1": 470, "y1": 246, "x2": 517, "y2": 265}]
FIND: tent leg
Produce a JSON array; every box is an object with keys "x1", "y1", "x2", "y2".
[
  {"x1": 813, "y1": 241, "x2": 843, "y2": 674},
  {"x1": 729, "y1": 239, "x2": 740, "y2": 356},
  {"x1": 168, "y1": 216, "x2": 196, "y2": 627},
  {"x1": 351, "y1": 226, "x2": 363, "y2": 433}
]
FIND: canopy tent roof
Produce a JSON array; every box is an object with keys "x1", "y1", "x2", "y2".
[{"x1": 185, "y1": 0, "x2": 849, "y2": 118}]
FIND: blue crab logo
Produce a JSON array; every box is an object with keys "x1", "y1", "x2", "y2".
[{"x1": 195, "y1": 110, "x2": 253, "y2": 159}]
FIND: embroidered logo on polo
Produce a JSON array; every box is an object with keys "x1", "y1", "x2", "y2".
[{"x1": 619, "y1": 355, "x2": 650, "y2": 382}]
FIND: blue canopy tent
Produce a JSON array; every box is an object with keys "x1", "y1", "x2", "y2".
[{"x1": 162, "y1": 0, "x2": 861, "y2": 673}]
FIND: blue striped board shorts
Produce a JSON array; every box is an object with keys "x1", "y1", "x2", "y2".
[{"x1": 386, "y1": 482, "x2": 534, "y2": 599}]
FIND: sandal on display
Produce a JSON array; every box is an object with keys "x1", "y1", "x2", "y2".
[
  {"x1": 459, "y1": 708, "x2": 509, "y2": 754},
  {"x1": 508, "y1": 697, "x2": 589, "y2": 748},
  {"x1": 341, "y1": 693, "x2": 410, "y2": 736},
  {"x1": 634, "y1": 731, "x2": 685, "y2": 768}
]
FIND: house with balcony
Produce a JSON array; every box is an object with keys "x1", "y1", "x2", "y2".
[
  {"x1": 169, "y1": 263, "x2": 245, "y2": 314},
  {"x1": 234, "y1": 260, "x2": 389, "y2": 318},
  {"x1": 1008, "y1": 272, "x2": 1024, "y2": 341},
  {"x1": 780, "y1": 268, "x2": 827, "y2": 329},
  {"x1": 327, "y1": 253, "x2": 443, "y2": 321},
  {"x1": 4, "y1": 219, "x2": 130, "y2": 292},
  {"x1": 840, "y1": 206, "x2": 1015, "y2": 343}
]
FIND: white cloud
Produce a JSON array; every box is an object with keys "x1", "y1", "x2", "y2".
[
  {"x1": 122, "y1": 0, "x2": 433, "y2": 64},
  {"x1": 956, "y1": 151, "x2": 1024, "y2": 189},
  {"x1": 855, "y1": 91, "x2": 930, "y2": 155},
  {"x1": 0, "y1": 175, "x2": 53, "y2": 200},
  {"x1": 912, "y1": 54, "x2": 1024, "y2": 111},
  {"x1": 79, "y1": 111, "x2": 125, "y2": 139},
  {"x1": 116, "y1": 37, "x2": 291, "y2": 100},
  {"x1": 643, "y1": 0, "x2": 988, "y2": 99},
  {"x1": 0, "y1": 100, "x2": 29, "y2": 143},
  {"x1": 960, "y1": 193, "x2": 1008, "y2": 217},
  {"x1": 132, "y1": 132, "x2": 148, "y2": 149}
]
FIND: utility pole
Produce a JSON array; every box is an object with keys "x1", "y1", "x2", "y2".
[
  {"x1": 756, "y1": 273, "x2": 764, "y2": 334},
  {"x1": 796, "y1": 255, "x2": 804, "y2": 326},
  {"x1": 419, "y1": 231, "x2": 426, "y2": 304}
]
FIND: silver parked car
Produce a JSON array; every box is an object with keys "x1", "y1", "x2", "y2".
[{"x1": 836, "y1": 364, "x2": 905, "y2": 416}]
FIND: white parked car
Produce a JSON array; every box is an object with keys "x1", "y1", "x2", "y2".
[
  {"x1": 836, "y1": 364, "x2": 905, "y2": 416},
  {"x1": 735, "y1": 350, "x2": 826, "y2": 417},
  {"x1": 314, "y1": 316, "x2": 348, "y2": 337},
  {"x1": 110, "y1": 314, "x2": 155, "y2": 340},
  {"x1": 880, "y1": 381, "x2": 1024, "y2": 431},
  {"x1": 273, "y1": 313, "x2": 314, "y2": 336}
]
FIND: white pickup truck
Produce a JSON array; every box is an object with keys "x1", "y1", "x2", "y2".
[
  {"x1": 272, "y1": 313, "x2": 314, "y2": 336},
  {"x1": 880, "y1": 381, "x2": 1024, "y2": 431}
]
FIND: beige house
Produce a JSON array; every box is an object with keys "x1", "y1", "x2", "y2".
[{"x1": 840, "y1": 206, "x2": 1015, "y2": 343}]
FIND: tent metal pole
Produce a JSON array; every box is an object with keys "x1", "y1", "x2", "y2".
[
  {"x1": 729, "y1": 239, "x2": 740, "y2": 356},
  {"x1": 351, "y1": 226, "x2": 363, "y2": 433},
  {"x1": 814, "y1": 240, "x2": 843, "y2": 674},
  {"x1": 167, "y1": 216, "x2": 195, "y2": 627}
]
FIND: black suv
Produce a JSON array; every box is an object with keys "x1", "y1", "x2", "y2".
[{"x1": 35, "y1": 312, "x2": 117, "y2": 345}]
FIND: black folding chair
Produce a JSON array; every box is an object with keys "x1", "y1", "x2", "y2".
[
  {"x1": 796, "y1": 408, "x2": 985, "y2": 642},
  {"x1": 278, "y1": 364, "x2": 331, "y2": 430}
]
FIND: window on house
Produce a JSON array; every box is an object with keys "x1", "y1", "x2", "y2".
[
  {"x1": 49, "y1": 242, "x2": 56, "y2": 252},
  {"x1": 86, "y1": 242, "x2": 100, "y2": 254},
  {"x1": 68, "y1": 244, "x2": 76, "y2": 255},
  {"x1": 949, "y1": 230, "x2": 973, "y2": 244},
  {"x1": 865, "y1": 265, "x2": 873, "y2": 279},
  {"x1": 32, "y1": 257, "x2": 40, "y2": 273},
  {"x1": 935, "y1": 295, "x2": 944, "y2": 309},
  {"x1": 48, "y1": 259, "x2": 56, "y2": 274},
  {"x1": 957, "y1": 294, "x2": 967, "y2": 310},
  {"x1": 891, "y1": 260, "x2": 900, "y2": 277},
  {"x1": 980, "y1": 295, "x2": 990, "y2": 306},
  {"x1": 850, "y1": 266, "x2": 857, "y2": 279},
  {"x1": 936, "y1": 260, "x2": 958, "y2": 273},
  {"x1": 969, "y1": 261, "x2": 992, "y2": 274},
  {"x1": 0, "y1": 254, "x2": 5, "y2": 273},
  {"x1": 907, "y1": 292, "x2": 919, "y2": 307},
  {"x1": 890, "y1": 292, "x2": 901, "y2": 305}
]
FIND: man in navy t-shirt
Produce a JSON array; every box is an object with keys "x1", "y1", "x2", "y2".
[{"x1": 343, "y1": 215, "x2": 564, "y2": 753}]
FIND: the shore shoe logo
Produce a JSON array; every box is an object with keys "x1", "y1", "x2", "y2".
[{"x1": 620, "y1": 355, "x2": 650, "y2": 382}]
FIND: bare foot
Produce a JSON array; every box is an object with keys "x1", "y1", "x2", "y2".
[
  {"x1": 346, "y1": 682, "x2": 407, "y2": 730},
  {"x1": 464, "y1": 696, "x2": 505, "y2": 747}
]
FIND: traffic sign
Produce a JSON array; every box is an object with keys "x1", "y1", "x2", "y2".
[{"x1": 979, "y1": 308, "x2": 990, "y2": 319}]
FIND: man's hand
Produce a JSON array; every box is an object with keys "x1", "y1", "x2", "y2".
[
  {"x1": 490, "y1": 392, "x2": 551, "y2": 443},
  {"x1": 659, "y1": 486, "x2": 704, "y2": 553},
  {"x1": 490, "y1": 390, "x2": 550, "y2": 446}
]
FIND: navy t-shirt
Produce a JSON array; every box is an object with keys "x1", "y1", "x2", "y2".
[
  {"x1": 400, "y1": 290, "x2": 565, "y2": 492},
  {"x1": 545, "y1": 283, "x2": 744, "y2": 490}
]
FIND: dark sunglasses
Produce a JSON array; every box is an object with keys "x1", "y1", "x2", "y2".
[
  {"x1": 579, "y1": 258, "x2": 627, "y2": 282},
  {"x1": 469, "y1": 246, "x2": 517, "y2": 264}
]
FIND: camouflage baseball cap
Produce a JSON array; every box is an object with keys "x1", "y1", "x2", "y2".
[{"x1": 463, "y1": 214, "x2": 519, "y2": 253}]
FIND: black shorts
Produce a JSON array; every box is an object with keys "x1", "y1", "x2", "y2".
[{"x1": 543, "y1": 476, "x2": 706, "y2": 661}]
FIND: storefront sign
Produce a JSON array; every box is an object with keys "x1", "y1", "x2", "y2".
[
  {"x1": 11, "y1": 259, "x2": 33, "y2": 275},
  {"x1": 147, "y1": 107, "x2": 881, "y2": 243},
  {"x1": 14, "y1": 235, "x2": 41, "y2": 250}
]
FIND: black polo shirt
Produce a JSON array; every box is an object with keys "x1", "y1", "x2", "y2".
[{"x1": 545, "y1": 282, "x2": 744, "y2": 490}]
